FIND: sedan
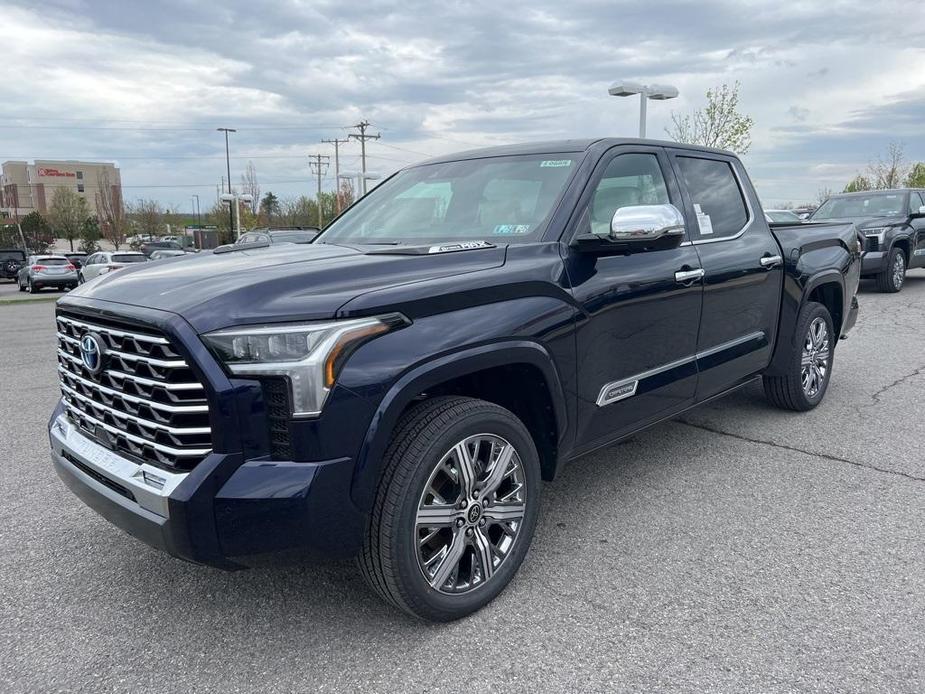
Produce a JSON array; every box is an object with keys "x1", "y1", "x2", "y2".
[
  {"x1": 79, "y1": 251, "x2": 148, "y2": 283},
  {"x1": 17, "y1": 255, "x2": 79, "y2": 292}
]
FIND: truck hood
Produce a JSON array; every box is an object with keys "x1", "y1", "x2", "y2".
[{"x1": 65, "y1": 242, "x2": 507, "y2": 333}]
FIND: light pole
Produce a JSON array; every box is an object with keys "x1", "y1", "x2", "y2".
[
  {"x1": 191, "y1": 194, "x2": 201, "y2": 227},
  {"x1": 608, "y1": 81, "x2": 679, "y2": 138},
  {"x1": 217, "y1": 127, "x2": 236, "y2": 237}
]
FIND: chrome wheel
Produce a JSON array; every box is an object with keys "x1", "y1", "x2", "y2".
[
  {"x1": 415, "y1": 434, "x2": 526, "y2": 595},
  {"x1": 892, "y1": 253, "x2": 905, "y2": 289},
  {"x1": 801, "y1": 317, "x2": 830, "y2": 397}
]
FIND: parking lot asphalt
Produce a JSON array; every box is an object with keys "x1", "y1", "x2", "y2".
[
  {"x1": 1, "y1": 276, "x2": 923, "y2": 693},
  {"x1": 0, "y1": 280, "x2": 67, "y2": 304}
]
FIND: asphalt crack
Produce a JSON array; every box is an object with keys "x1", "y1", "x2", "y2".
[
  {"x1": 868, "y1": 365, "x2": 925, "y2": 406},
  {"x1": 677, "y1": 419, "x2": 925, "y2": 483}
]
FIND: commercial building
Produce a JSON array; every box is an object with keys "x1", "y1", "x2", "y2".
[{"x1": 0, "y1": 160, "x2": 122, "y2": 220}]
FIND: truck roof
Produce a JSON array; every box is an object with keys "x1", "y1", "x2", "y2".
[{"x1": 419, "y1": 137, "x2": 737, "y2": 165}]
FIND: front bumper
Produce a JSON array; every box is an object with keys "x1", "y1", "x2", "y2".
[
  {"x1": 861, "y1": 251, "x2": 888, "y2": 275},
  {"x1": 49, "y1": 408, "x2": 365, "y2": 567}
]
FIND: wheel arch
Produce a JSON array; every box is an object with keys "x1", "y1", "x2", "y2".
[{"x1": 350, "y1": 341, "x2": 569, "y2": 512}]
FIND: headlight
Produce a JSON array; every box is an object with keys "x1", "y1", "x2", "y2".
[{"x1": 202, "y1": 313, "x2": 408, "y2": 417}]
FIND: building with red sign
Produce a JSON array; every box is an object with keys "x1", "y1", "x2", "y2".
[{"x1": 0, "y1": 160, "x2": 121, "y2": 220}]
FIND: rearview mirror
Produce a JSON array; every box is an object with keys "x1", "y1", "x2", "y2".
[{"x1": 573, "y1": 203, "x2": 686, "y2": 255}]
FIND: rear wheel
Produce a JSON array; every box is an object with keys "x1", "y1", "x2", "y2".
[
  {"x1": 358, "y1": 396, "x2": 541, "y2": 621},
  {"x1": 876, "y1": 247, "x2": 906, "y2": 293},
  {"x1": 26, "y1": 279, "x2": 36, "y2": 293},
  {"x1": 763, "y1": 301, "x2": 834, "y2": 411}
]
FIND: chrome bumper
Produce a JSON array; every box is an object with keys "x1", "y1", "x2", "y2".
[{"x1": 49, "y1": 413, "x2": 189, "y2": 518}]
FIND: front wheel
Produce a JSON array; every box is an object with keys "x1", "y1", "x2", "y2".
[
  {"x1": 358, "y1": 396, "x2": 541, "y2": 621},
  {"x1": 763, "y1": 301, "x2": 834, "y2": 411},
  {"x1": 876, "y1": 247, "x2": 906, "y2": 293}
]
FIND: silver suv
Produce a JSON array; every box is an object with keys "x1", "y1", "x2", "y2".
[{"x1": 17, "y1": 255, "x2": 78, "y2": 293}]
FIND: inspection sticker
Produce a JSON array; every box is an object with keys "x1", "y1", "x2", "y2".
[
  {"x1": 493, "y1": 224, "x2": 532, "y2": 235},
  {"x1": 694, "y1": 203, "x2": 714, "y2": 235},
  {"x1": 540, "y1": 160, "x2": 572, "y2": 168}
]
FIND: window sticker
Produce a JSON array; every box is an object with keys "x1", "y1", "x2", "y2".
[
  {"x1": 540, "y1": 160, "x2": 572, "y2": 168},
  {"x1": 493, "y1": 224, "x2": 532, "y2": 235},
  {"x1": 694, "y1": 203, "x2": 714, "y2": 235}
]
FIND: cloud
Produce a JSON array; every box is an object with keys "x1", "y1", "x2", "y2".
[{"x1": 0, "y1": 0, "x2": 923, "y2": 209}]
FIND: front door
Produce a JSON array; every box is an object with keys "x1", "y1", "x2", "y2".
[
  {"x1": 564, "y1": 147, "x2": 703, "y2": 452},
  {"x1": 667, "y1": 150, "x2": 784, "y2": 399}
]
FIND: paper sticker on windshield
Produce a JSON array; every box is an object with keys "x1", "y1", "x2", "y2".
[
  {"x1": 493, "y1": 224, "x2": 532, "y2": 235},
  {"x1": 540, "y1": 160, "x2": 572, "y2": 168},
  {"x1": 694, "y1": 203, "x2": 714, "y2": 235}
]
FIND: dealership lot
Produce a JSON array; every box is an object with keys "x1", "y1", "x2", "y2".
[{"x1": 1, "y1": 278, "x2": 923, "y2": 692}]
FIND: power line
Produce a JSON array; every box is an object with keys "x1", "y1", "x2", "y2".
[
  {"x1": 348, "y1": 120, "x2": 381, "y2": 195},
  {"x1": 308, "y1": 154, "x2": 330, "y2": 227},
  {"x1": 322, "y1": 136, "x2": 350, "y2": 213}
]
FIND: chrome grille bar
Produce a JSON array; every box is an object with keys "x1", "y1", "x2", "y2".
[
  {"x1": 55, "y1": 315, "x2": 169, "y2": 344},
  {"x1": 63, "y1": 404, "x2": 211, "y2": 457}
]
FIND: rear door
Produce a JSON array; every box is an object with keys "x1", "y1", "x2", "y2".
[
  {"x1": 83, "y1": 253, "x2": 105, "y2": 279},
  {"x1": 667, "y1": 150, "x2": 784, "y2": 399},
  {"x1": 563, "y1": 146, "x2": 703, "y2": 451}
]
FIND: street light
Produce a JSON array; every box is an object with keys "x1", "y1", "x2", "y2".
[
  {"x1": 220, "y1": 192, "x2": 253, "y2": 240},
  {"x1": 608, "y1": 81, "x2": 679, "y2": 138},
  {"x1": 191, "y1": 194, "x2": 201, "y2": 227},
  {"x1": 217, "y1": 127, "x2": 236, "y2": 233}
]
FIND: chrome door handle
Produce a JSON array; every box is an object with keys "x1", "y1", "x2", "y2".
[
  {"x1": 674, "y1": 268, "x2": 705, "y2": 283},
  {"x1": 760, "y1": 255, "x2": 783, "y2": 268}
]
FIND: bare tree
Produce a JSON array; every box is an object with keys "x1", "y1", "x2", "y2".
[
  {"x1": 816, "y1": 187, "x2": 834, "y2": 204},
  {"x1": 867, "y1": 142, "x2": 909, "y2": 189},
  {"x1": 95, "y1": 170, "x2": 128, "y2": 250},
  {"x1": 241, "y1": 161, "x2": 260, "y2": 214},
  {"x1": 48, "y1": 188, "x2": 89, "y2": 251},
  {"x1": 129, "y1": 199, "x2": 165, "y2": 238},
  {"x1": 666, "y1": 82, "x2": 754, "y2": 154}
]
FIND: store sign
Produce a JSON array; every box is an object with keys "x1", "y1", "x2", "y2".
[{"x1": 36, "y1": 168, "x2": 75, "y2": 178}]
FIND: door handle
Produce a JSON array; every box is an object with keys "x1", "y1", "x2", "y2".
[
  {"x1": 760, "y1": 255, "x2": 783, "y2": 268},
  {"x1": 674, "y1": 268, "x2": 705, "y2": 283}
]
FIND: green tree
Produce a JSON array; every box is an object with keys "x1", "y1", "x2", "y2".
[
  {"x1": 79, "y1": 216, "x2": 101, "y2": 253},
  {"x1": 260, "y1": 192, "x2": 280, "y2": 225},
  {"x1": 666, "y1": 82, "x2": 754, "y2": 154},
  {"x1": 48, "y1": 188, "x2": 89, "y2": 251},
  {"x1": 844, "y1": 175, "x2": 872, "y2": 193},
  {"x1": 18, "y1": 211, "x2": 55, "y2": 252},
  {"x1": 907, "y1": 162, "x2": 925, "y2": 188}
]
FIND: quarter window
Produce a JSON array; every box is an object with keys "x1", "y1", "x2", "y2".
[
  {"x1": 676, "y1": 157, "x2": 749, "y2": 239},
  {"x1": 581, "y1": 153, "x2": 671, "y2": 236}
]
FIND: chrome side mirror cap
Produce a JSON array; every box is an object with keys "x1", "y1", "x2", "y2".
[{"x1": 610, "y1": 203, "x2": 685, "y2": 242}]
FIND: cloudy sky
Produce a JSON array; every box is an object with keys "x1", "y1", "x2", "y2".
[{"x1": 1, "y1": 0, "x2": 923, "y2": 212}]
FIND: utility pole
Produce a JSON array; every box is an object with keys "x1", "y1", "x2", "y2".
[
  {"x1": 217, "y1": 127, "x2": 236, "y2": 239},
  {"x1": 308, "y1": 154, "x2": 330, "y2": 228},
  {"x1": 321, "y1": 136, "x2": 350, "y2": 213},
  {"x1": 348, "y1": 120, "x2": 380, "y2": 196}
]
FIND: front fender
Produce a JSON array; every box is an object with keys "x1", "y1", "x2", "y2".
[{"x1": 349, "y1": 341, "x2": 569, "y2": 512}]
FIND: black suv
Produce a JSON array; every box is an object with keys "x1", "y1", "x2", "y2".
[
  {"x1": 49, "y1": 139, "x2": 860, "y2": 621},
  {"x1": 1, "y1": 248, "x2": 26, "y2": 282},
  {"x1": 810, "y1": 189, "x2": 925, "y2": 292}
]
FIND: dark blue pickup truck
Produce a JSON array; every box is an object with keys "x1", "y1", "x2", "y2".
[{"x1": 49, "y1": 139, "x2": 861, "y2": 621}]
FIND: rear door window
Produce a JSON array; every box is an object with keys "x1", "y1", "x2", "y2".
[{"x1": 676, "y1": 156, "x2": 749, "y2": 239}]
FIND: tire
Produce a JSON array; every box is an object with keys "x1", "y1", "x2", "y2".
[
  {"x1": 78, "y1": 272, "x2": 85, "y2": 285},
  {"x1": 26, "y1": 279, "x2": 36, "y2": 293},
  {"x1": 18, "y1": 278, "x2": 25, "y2": 292},
  {"x1": 876, "y1": 247, "x2": 906, "y2": 293},
  {"x1": 358, "y1": 396, "x2": 541, "y2": 621},
  {"x1": 763, "y1": 301, "x2": 834, "y2": 411}
]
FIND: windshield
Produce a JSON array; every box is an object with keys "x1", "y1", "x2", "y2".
[
  {"x1": 766, "y1": 210, "x2": 800, "y2": 223},
  {"x1": 812, "y1": 192, "x2": 907, "y2": 220},
  {"x1": 271, "y1": 230, "x2": 316, "y2": 243},
  {"x1": 113, "y1": 254, "x2": 147, "y2": 263},
  {"x1": 317, "y1": 154, "x2": 579, "y2": 245}
]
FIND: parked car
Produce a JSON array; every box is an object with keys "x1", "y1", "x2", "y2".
[
  {"x1": 235, "y1": 227, "x2": 320, "y2": 246},
  {"x1": 0, "y1": 248, "x2": 27, "y2": 282},
  {"x1": 149, "y1": 249, "x2": 188, "y2": 260},
  {"x1": 809, "y1": 188, "x2": 925, "y2": 292},
  {"x1": 49, "y1": 138, "x2": 860, "y2": 621},
  {"x1": 765, "y1": 209, "x2": 803, "y2": 224},
  {"x1": 64, "y1": 252, "x2": 89, "y2": 269},
  {"x1": 140, "y1": 240, "x2": 183, "y2": 256},
  {"x1": 78, "y1": 251, "x2": 148, "y2": 283},
  {"x1": 17, "y1": 254, "x2": 78, "y2": 292}
]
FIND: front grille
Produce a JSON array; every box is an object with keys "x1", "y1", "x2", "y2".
[
  {"x1": 865, "y1": 236, "x2": 879, "y2": 252},
  {"x1": 56, "y1": 311, "x2": 213, "y2": 471}
]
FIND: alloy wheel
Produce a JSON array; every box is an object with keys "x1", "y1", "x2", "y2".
[
  {"x1": 801, "y1": 317, "x2": 830, "y2": 397},
  {"x1": 415, "y1": 434, "x2": 526, "y2": 595},
  {"x1": 892, "y1": 253, "x2": 905, "y2": 289}
]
